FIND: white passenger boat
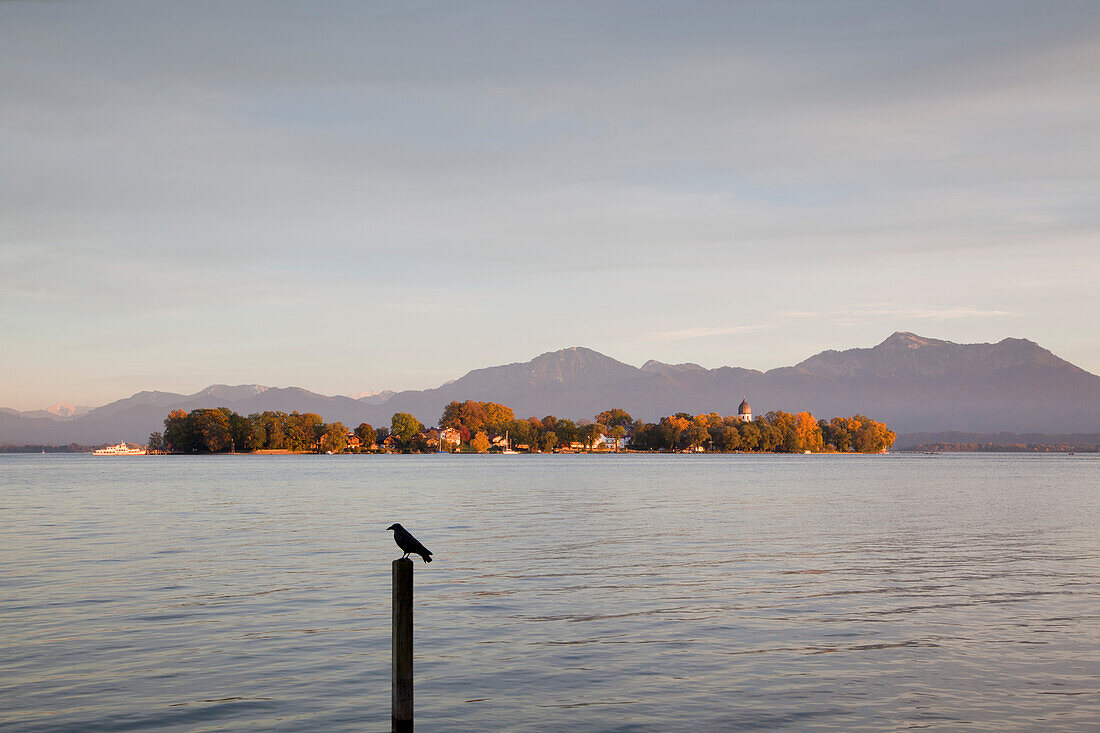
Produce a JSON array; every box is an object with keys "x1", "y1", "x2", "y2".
[{"x1": 92, "y1": 442, "x2": 147, "y2": 456}]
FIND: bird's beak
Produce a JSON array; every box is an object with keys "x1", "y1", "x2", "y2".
[{"x1": 386, "y1": 524, "x2": 396, "y2": 531}]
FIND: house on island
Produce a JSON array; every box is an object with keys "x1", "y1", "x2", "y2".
[
  {"x1": 422, "y1": 430, "x2": 441, "y2": 451},
  {"x1": 439, "y1": 427, "x2": 462, "y2": 449}
]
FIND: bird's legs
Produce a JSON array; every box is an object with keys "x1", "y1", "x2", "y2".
[{"x1": 401, "y1": 552, "x2": 410, "y2": 559}]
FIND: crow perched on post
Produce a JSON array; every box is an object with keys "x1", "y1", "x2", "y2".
[{"x1": 387, "y1": 523, "x2": 433, "y2": 563}]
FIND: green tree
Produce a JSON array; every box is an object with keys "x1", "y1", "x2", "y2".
[
  {"x1": 147, "y1": 432, "x2": 165, "y2": 453},
  {"x1": 685, "y1": 424, "x2": 710, "y2": 449},
  {"x1": 322, "y1": 422, "x2": 348, "y2": 453},
  {"x1": 712, "y1": 425, "x2": 741, "y2": 452},
  {"x1": 190, "y1": 408, "x2": 232, "y2": 452},
  {"x1": 754, "y1": 418, "x2": 781, "y2": 452},
  {"x1": 251, "y1": 411, "x2": 287, "y2": 450},
  {"x1": 285, "y1": 412, "x2": 323, "y2": 451},
  {"x1": 609, "y1": 425, "x2": 627, "y2": 451},
  {"x1": 630, "y1": 422, "x2": 659, "y2": 450},
  {"x1": 577, "y1": 422, "x2": 603, "y2": 449},
  {"x1": 765, "y1": 411, "x2": 799, "y2": 452},
  {"x1": 737, "y1": 420, "x2": 760, "y2": 451},
  {"x1": 163, "y1": 409, "x2": 193, "y2": 452},
  {"x1": 505, "y1": 418, "x2": 536, "y2": 448},
  {"x1": 539, "y1": 431, "x2": 557, "y2": 453},
  {"x1": 227, "y1": 411, "x2": 255, "y2": 452},
  {"x1": 554, "y1": 419, "x2": 578, "y2": 444},
  {"x1": 391, "y1": 412, "x2": 424, "y2": 442}
]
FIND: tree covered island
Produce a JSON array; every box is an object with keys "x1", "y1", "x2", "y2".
[{"x1": 149, "y1": 400, "x2": 896, "y2": 455}]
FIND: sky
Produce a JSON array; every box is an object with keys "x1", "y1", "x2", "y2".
[{"x1": 2, "y1": 1, "x2": 1099, "y2": 410}]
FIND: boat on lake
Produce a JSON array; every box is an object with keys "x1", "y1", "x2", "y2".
[{"x1": 92, "y1": 442, "x2": 146, "y2": 456}]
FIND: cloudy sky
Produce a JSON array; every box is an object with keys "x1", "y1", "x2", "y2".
[{"x1": 2, "y1": 1, "x2": 1098, "y2": 409}]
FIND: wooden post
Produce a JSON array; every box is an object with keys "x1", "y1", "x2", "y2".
[{"x1": 392, "y1": 558, "x2": 414, "y2": 732}]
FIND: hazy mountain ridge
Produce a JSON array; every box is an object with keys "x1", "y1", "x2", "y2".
[{"x1": 2, "y1": 332, "x2": 1097, "y2": 444}]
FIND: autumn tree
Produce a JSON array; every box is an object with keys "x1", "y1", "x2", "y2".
[
  {"x1": 354, "y1": 423, "x2": 376, "y2": 449},
  {"x1": 659, "y1": 415, "x2": 691, "y2": 450},
  {"x1": 440, "y1": 400, "x2": 515, "y2": 435},
  {"x1": 850, "y1": 415, "x2": 896, "y2": 453},
  {"x1": 794, "y1": 411, "x2": 823, "y2": 452},
  {"x1": 163, "y1": 409, "x2": 192, "y2": 452},
  {"x1": 470, "y1": 431, "x2": 491, "y2": 453},
  {"x1": 595, "y1": 408, "x2": 633, "y2": 429}
]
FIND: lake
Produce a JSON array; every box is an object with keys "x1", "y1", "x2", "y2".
[{"x1": 1, "y1": 453, "x2": 1098, "y2": 731}]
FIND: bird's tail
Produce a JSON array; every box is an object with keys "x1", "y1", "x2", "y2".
[{"x1": 421, "y1": 553, "x2": 433, "y2": 563}]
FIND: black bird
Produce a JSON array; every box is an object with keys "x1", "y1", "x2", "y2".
[{"x1": 387, "y1": 523, "x2": 433, "y2": 563}]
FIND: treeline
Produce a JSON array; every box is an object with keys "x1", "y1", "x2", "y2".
[
  {"x1": 631, "y1": 412, "x2": 894, "y2": 453},
  {"x1": 437, "y1": 400, "x2": 894, "y2": 453},
  {"x1": 152, "y1": 408, "x2": 428, "y2": 454},
  {"x1": 152, "y1": 401, "x2": 895, "y2": 454},
  {"x1": 438, "y1": 401, "x2": 623, "y2": 452},
  {"x1": 154, "y1": 408, "x2": 354, "y2": 454},
  {"x1": 0, "y1": 443, "x2": 97, "y2": 453},
  {"x1": 907, "y1": 442, "x2": 1097, "y2": 453}
]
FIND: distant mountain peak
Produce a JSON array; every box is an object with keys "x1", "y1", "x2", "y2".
[
  {"x1": 641, "y1": 360, "x2": 706, "y2": 374},
  {"x1": 877, "y1": 332, "x2": 951, "y2": 350},
  {"x1": 450, "y1": 346, "x2": 642, "y2": 392},
  {"x1": 354, "y1": 389, "x2": 396, "y2": 405},
  {"x1": 799, "y1": 331, "x2": 1075, "y2": 379},
  {"x1": 191, "y1": 384, "x2": 271, "y2": 401}
]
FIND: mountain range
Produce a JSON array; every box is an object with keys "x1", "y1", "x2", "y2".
[{"x1": 2, "y1": 332, "x2": 1097, "y2": 445}]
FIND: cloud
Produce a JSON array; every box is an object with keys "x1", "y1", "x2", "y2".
[
  {"x1": 782, "y1": 305, "x2": 1017, "y2": 326},
  {"x1": 644, "y1": 325, "x2": 771, "y2": 342}
]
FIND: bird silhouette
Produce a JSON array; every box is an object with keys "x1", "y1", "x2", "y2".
[{"x1": 387, "y1": 523, "x2": 433, "y2": 563}]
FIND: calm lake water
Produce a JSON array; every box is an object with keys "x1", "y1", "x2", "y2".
[{"x1": 1, "y1": 453, "x2": 1098, "y2": 731}]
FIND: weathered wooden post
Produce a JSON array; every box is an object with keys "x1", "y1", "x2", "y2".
[{"x1": 392, "y1": 558, "x2": 414, "y2": 732}]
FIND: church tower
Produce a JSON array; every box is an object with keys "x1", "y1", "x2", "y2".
[{"x1": 737, "y1": 396, "x2": 752, "y2": 422}]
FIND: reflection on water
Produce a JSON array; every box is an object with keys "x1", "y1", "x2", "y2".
[{"x1": 1, "y1": 453, "x2": 1098, "y2": 731}]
